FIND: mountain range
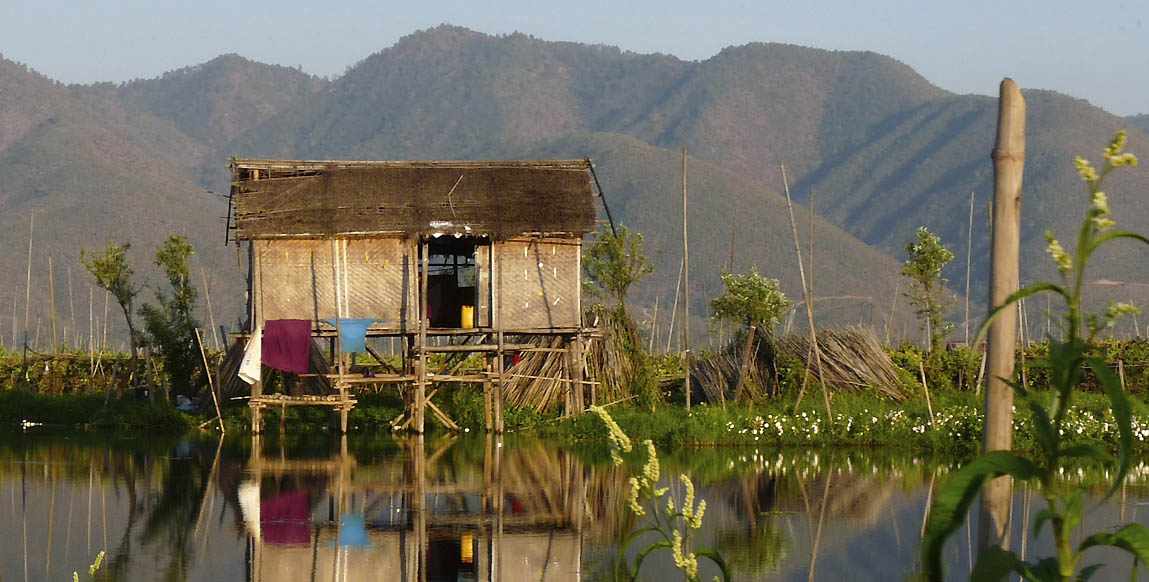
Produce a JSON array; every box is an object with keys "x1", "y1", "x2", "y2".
[{"x1": 2, "y1": 25, "x2": 1148, "y2": 349}]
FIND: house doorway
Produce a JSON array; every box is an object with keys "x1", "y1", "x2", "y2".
[{"x1": 423, "y1": 236, "x2": 488, "y2": 328}]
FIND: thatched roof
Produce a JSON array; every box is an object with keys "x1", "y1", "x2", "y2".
[{"x1": 229, "y1": 159, "x2": 597, "y2": 240}]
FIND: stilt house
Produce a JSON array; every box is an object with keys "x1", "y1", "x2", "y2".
[{"x1": 227, "y1": 159, "x2": 600, "y2": 433}]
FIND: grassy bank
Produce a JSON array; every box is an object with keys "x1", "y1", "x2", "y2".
[
  {"x1": 0, "y1": 390, "x2": 192, "y2": 432},
  {"x1": 6, "y1": 339, "x2": 1149, "y2": 455}
]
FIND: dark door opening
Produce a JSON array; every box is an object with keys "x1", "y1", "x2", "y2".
[{"x1": 424, "y1": 236, "x2": 487, "y2": 328}]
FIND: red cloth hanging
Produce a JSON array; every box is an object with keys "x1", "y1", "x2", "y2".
[{"x1": 262, "y1": 319, "x2": 312, "y2": 374}]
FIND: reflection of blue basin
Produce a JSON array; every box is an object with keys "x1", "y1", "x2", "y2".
[{"x1": 338, "y1": 513, "x2": 370, "y2": 547}]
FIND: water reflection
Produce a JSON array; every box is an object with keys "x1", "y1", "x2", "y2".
[
  {"x1": 241, "y1": 434, "x2": 584, "y2": 581},
  {"x1": 2, "y1": 432, "x2": 1149, "y2": 581}
]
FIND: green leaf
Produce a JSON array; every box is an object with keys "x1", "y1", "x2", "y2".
[
  {"x1": 1086, "y1": 356, "x2": 1132, "y2": 500},
  {"x1": 1016, "y1": 389, "x2": 1056, "y2": 458},
  {"x1": 1034, "y1": 509, "x2": 1058, "y2": 538},
  {"x1": 921, "y1": 451, "x2": 1040, "y2": 580},
  {"x1": 974, "y1": 282, "x2": 1070, "y2": 346},
  {"x1": 1088, "y1": 230, "x2": 1149, "y2": 254},
  {"x1": 1062, "y1": 490, "x2": 1087, "y2": 539},
  {"x1": 970, "y1": 545, "x2": 1026, "y2": 581},
  {"x1": 1078, "y1": 563, "x2": 1103, "y2": 581},
  {"x1": 694, "y1": 547, "x2": 733, "y2": 582},
  {"x1": 1080, "y1": 523, "x2": 1149, "y2": 565},
  {"x1": 628, "y1": 540, "x2": 672, "y2": 581},
  {"x1": 1057, "y1": 444, "x2": 1113, "y2": 463}
]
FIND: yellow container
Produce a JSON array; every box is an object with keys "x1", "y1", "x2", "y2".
[{"x1": 461, "y1": 305, "x2": 475, "y2": 329}]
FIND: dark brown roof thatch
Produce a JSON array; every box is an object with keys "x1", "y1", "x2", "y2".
[{"x1": 229, "y1": 159, "x2": 597, "y2": 240}]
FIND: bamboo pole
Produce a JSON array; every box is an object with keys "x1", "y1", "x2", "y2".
[
  {"x1": 23, "y1": 212, "x2": 34, "y2": 350},
  {"x1": 919, "y1": 360, "x2": 936, "y2": 429},
  {"x1": 649, "y1": 295, "x2": 659, "y2": 354},
  {"x1": 195, "y1": 328, "x2": 224, "y2": 433},
  {"x1": 808, "y1": 188, "x2": 831, "y2": 426},
  {"x1": 101, "y1": 289, "x2": 109, "y2": 353},
  {"x1": 965, "y1": 191, "x2": 975, "y2": 344},
  {"x1": 886, "y1": 283, "x2": 899, "y2": 345},
  {"x1": 782, "y1": 164, "x2": 832, "y2": 425},
  {"x1": 979, "y1": 77, "x2": 1026, "y2": 553},
  {"x1": 200, "y1": 268, "x2": 220, "y2": 350},
  {"x1": 665, "y1": 258, "x2": 684, "y2": 353},
  {"x1": 48, "y1": 256, "x2": 57, "y2": 351},
  {"x1": 68, "y1": 265, "x2": 76, "y2": 348},
  {"x1": 683, "y1": 146, "x2": 694, "y2": 411},
  {"x1": 495, "y1": 242, "x2": 505, "y2": 432}
]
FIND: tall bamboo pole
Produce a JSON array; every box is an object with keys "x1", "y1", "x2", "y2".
[
  {"x1": 979, "y1": 77, "x2": 1026, "y2": 552},
  {"x1": 782, "y1": 165, "x2": 832, "y2": 425},
  {"x1": 808, "y1": 188, "x2": 830, "y2": 423},
  {"x1": 68, "y1": 265, "x2": 76, "y2": 348},
  {"x1": 48, "y1": 256, "x2": 58, "y2": 350},
  {"x1": 23, "y1": 212, "x2": 34, "y2": 348},
  {"x1": 649, "y1": 295, "x2": 659, "y2": 354},
  {"x1": 683, "y1": 146, "x2": 693, "y2": 411},
  {"x1": 665, "y1": 258, "x2": 684, "y2": 353},
  {"x1": 966, "y1": 191, "x2": 975, "y2": 344},
  {"x1": 200, "y1": 268, "x2": 220, "y2": 350},
  {"x1": 194, "y1": 327, "x2": 224, "y2": 433}
]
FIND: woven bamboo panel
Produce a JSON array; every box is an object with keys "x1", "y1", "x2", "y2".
[
  {"x1": 255, "y1": 238, "x2": 414, "y2": 326},
  {"x1": 497, "y1": 240, "x2": 580, "y2": 329}
]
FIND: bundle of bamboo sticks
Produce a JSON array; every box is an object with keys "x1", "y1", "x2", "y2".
[
  {"x1": 500, "y1": 335, "x2": 571, "y2": 412},
  {"x1": 694, "y1": 326, "x2": 909, "y2": 402}
]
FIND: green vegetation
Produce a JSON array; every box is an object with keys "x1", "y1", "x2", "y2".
[
  {"x1": 584, "y1": 222, "x2": 661, "y2": 409},
  {"x1": 711, "y1": 268, "x2": 790, "y2": 330},
  {"x1": 583, "y1": 223, "x2": 655, "y2": 306},
  {"x1": 923, "y1": 133, "x2": 1149, "y2": 580},
  {"x1": 139, "y1": 235, "x2": 199, "y2": 396},
  {"x1": 901, "y1": 226, "x2": 955, "y2": 353},
  {"x1": 80, "y1": 242, "x2": 141, "y2": 362}
]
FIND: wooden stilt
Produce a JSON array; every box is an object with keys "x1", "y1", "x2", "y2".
[
  {"x1": 417, "y1": 239, "x2": 429, "y2": 434},
  {"x1": 495, "y1": 242, "x2": 505, "y2": 433}
]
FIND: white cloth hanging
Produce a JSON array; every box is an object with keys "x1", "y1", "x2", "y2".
[{"x1": 238, "y1": 325, "x2": 262, "y2": 385}]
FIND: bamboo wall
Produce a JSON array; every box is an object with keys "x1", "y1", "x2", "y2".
[{"x1": 252, "y1": 236, "x2": 582, "y2": 330}]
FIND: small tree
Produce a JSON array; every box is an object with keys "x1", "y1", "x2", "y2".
[
  {"x1": 712, "y1": 268, "x2": 790, "y2": 400},
  {"x1": 139, "y1": 236, "x2": 200, "y2": 396},
  {"x1": 902, "y1": 226, "x2": 955, "y2": 352},
  {"x1": 80, "y1": 242, "x2": 141, "y2": 362},
  {"x1": 583, "y1": 223, "x2": 655, "y2": 307},
  {"x1": 583, "y1": 223, "x2": 658, "y2": 408}
]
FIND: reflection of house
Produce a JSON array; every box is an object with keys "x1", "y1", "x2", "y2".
[
  {"x1": 227, "y1": 159, "x2": 600, "y2": 433},
  {"x1": 238, "y1": 436, "x2": 585, "y2": 581}
]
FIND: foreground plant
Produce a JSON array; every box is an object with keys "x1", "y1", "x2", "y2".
[
  {"x1": 590, "y1": 406, "x2": 731, "y2": 582},
  {"x1": 922, "y1": 132, "x2": 1149, "y2": 580}
]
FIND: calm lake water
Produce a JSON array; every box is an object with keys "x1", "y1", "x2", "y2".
[{"x1": 2, "y1": 429, "x2": 1147, "y2": 581}]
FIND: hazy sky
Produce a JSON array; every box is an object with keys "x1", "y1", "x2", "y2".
[{"x1": 2, "y1": 0, "x2": 1146, "y2": 115}]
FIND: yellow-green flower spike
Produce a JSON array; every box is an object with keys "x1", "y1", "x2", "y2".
[{"x1": 1075, "y1": 156, "x2": 1099, "y2": 183}]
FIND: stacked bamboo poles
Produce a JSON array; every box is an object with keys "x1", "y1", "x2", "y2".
[
  {"x1": 499, "y1": 334, "x2": 598, "y2": 413},
  {"x1": 584, "y1": 311, "x2": 637, "y2": 405},
  {"x1": 694, "y1": 326, "x2": 910, "y2": 403}
]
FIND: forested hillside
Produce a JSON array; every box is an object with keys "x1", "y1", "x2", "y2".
[{"x1": 2, "y1": 25, "x2": 1148, "y2": 347}]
